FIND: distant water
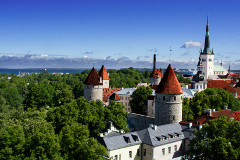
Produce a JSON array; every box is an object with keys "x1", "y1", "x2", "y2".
[{"x1": 0, "y1": 68, "x2": 87, "y2": 75}]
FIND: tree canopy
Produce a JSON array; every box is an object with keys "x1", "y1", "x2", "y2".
[
  {"x1": 183, "y1": 88, "x2": 240, "y2": 120},
  {"x1": 130, "y1": 86, "x2": 152, "y2": 115},
  {"x1": 185, "y1": 116, "x2": 240, "y2": 160}
]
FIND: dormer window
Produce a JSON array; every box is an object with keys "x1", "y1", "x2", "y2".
[
  {"x1": 131, "y1": 134, "x2": 139, "y2": 142},
  {"x1": 123, "y1": 136, "x2": 131, "y2": 143}
]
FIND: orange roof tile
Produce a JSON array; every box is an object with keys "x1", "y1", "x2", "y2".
[
  {"x1": 84, "y1": 67, "x2": 103, "y2": 85},
  {"x1": 109, "y1": 93, "x2": 121, "y2": 101},
  {"x1": 159, "y1": 68, "x2": 163, "y2": 77},
  {"x1": 99, "y1": 65, "x2": 109, "y2": 80},
  {"x1": 149, "y1": 68, "x2": 159, "y2": 78},
  {"x1": 156, "y1": 64, "x2": 183, "y2": 94},
  {"x1": 211, "y1": 110, "x2": 236, "y2": 118},
  {"x1": 207, "y1": 80, "x2": 236, "y2": 93}
]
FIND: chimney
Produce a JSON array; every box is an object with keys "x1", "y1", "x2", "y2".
[
  {"x1": 153, "y1": 54, "x2": 156, "y2": 70},
  {"x1": 189, "y1": 122, "x2": 192, "y2": 128},
  {"x1": 99, "y1": 133, "x2": 104, "y2": 137},
  {"x1": 153, "y1": 125, "x2": 157, "y2": 130}
]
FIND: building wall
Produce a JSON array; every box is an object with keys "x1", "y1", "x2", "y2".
[
  {"x1": 200, "y1": 54, "x2": 214, "y2": 80},
  {"x1": 103, "y1": 79, "x2": 109, "y2": 88},
  {"x1": 192, "y1": 81, "x2": 207, "y2": 92},
  {"x1": 84, "y1": 84, "x2": 103, "y2": 101},
  {"x1": 142, "y1": 144, "x2": 153, "y2": 160},
  {"x1": 127, "y1": 113, "x2": 155, "y2": 131},
  {"x1": 149, "y1": 77, "x2": 161, "y2": 86},
  {"x1": 152, "y1": 140, "x2": 184, "y2": 160},
  {"x1": 119, "y1": 94, "x2": 132, "y2": 112},
  {"x1": 155, "y1": 94, "x2": 182, "y2": 125},
  {"x1": 108, "y1": 144, "x2": 141, "y2": 160},
  {"x1": 147, "y1": 99, "x2": 155, "y2": 117}
]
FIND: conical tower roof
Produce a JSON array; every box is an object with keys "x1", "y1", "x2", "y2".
[
  {"x1": 150, "y1": 68, "x2": 159, "y2": 78},
  {"x1": 109, "y1": 93, "x2": 121, "y2": 101},
  {"x1": 159, "y1": 68, "x2": 163, "y2": 77},
  {"x1": 99, "y1": 65, "x2": 109, "y2": 80},
  {"x1": 84, "y1": 67, "x2": 102, "y2": 85},
  {"x1": 156, "y1": 64, "x2": 183, "y2": 94}
]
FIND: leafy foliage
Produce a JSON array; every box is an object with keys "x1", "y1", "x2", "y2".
[
  {"x1": 130, "y1": 86, "x2": 152, "y2": 115},
  {"x1": 183, "y1": 88, "x2": 240, "y2": 119},
  {"x1": 185, "y1": 116, "x2": 240, "y2": 160}
]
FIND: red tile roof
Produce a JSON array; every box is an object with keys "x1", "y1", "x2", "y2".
[
  {"x1": 189, "y1": 110, "x2": 237, "y2": 125},
  {"x1": 234, "y1": 111, "x2": 240, "y2": 121},
  {"x1": 156, "y1": 64, "x2": 183, "y2": 94},
  {"x1": 103, "y1": 88, "x2": 122, "y2": 98},
  {"x1": 109, "y1": 93, "x2": 121, "y2": 101},
  {"x1": 149, "y1": 68, "x2": 159, "y2": 78},
  {"x1": 99, "y1": 65, "x2": 109, "y2": 80},
  {"x1": 207, "y1": 80, "x2": 236, "y2": 93},
  {"x1": 159, "y1": 68, "x2": 163, "y2": 77},
  {"x1": 211, "y1": 110, "x2": 236, "y2": 118},
  {"x1": 84, "y1": 67, "x2": 103, "y2": 85}
]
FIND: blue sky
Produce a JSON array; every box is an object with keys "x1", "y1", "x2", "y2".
[{"x1": 0, "y1": 0, "x2": 240, "y2": 69}]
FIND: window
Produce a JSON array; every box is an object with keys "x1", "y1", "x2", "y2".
[
  {"x1": 114, "y1": 155, "x2": 118, "y2": 160},
  {"x1": 163, "y1": 96, "x2": 165, "y2": 101},
  {"x1": 172, "y1": 115, "x2": 175, "y2": 121},
  {"x1": 144, "y1": 149, "x2": 146, "y2": 156},
  {"x1": 125, "y1": 97, "x2": 127, "y2": 100},
  {"x1": 129, "y1": 151, "x2": 132, "y2": 158},
  {"x1": 202, "y1": 59, "x2": 206, "y2": 62},
  {"x1": 137, "y1": 149, "x2": 140, "y2": 156},
  {"x1": 200, "y1": 85, "x2": 202, "y2": 89},
  {"x1": 174, "y1": 145, "x2": 177, "y2": 152},
  {"x1": 209, "y1": 59, "x2": 212, "y2": 62},
  {"x1": 174, "y1": 96, "x2": 176, "y2": 101},
  {"x1": 162, "y1": 148, "x2": 165, "y2": 155},
  {"x1": 119, "y1": 154, "x2": 121, "y2": 160},
  {"x1": 181, "y1": 96, "x2": 182, "y2": 100},
  {"x1": 125, "y1": 102, "x2": 127, "y2": 106},
  {"x1": 168, "y1": 147, "x2": 171, "y2": 154}
]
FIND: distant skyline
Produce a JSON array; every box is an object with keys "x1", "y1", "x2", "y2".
[{"x1": 0, "y1": 0, "x2": 240, "y2": 69}]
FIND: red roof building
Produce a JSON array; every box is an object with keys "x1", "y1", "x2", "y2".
[
  {"x1": 84, "y1": 67, "x2": 103, "y2": 85},
  {"x1": 207, "y1": 80, "x2": 237, "y2": 97},
  {"x1": 109, "y1": 93, "x2": 121, "y2": 101},
  {"x1": 149, "y1": 68, "x2": 159, "y2": 78},
  {"x1": 99, "y1": 65, "x2": 109, "y2": 80},
  {"x1": 156, "y1": 64, "x2": 183, "y2": 94}
]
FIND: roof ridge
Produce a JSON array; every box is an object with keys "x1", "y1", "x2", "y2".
[{"x1": 156, "y1": 64, "x2": 183, "y2": 94}]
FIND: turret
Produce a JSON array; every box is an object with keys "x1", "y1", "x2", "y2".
[
  {"x1": 84, "y1": 67, "x2": 103, "y2": 101},
  {"x1": 99, "y1": 65, "x2": 109, "y2": 88},
  {"x1": 149, "y1": 54, "x2": 161, "y2": 86},
  {"x1": 155, "y1": 64, "x2": 183, "y2": 125},
  {"x1": 199, "y1": 16, "x2": 214, "y2": 79}
]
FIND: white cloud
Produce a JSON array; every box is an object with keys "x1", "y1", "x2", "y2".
[{"x1": 181, "y1": 40, "x2": 202, "y2": 48}]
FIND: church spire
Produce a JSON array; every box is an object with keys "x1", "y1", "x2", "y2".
[{"x1": 202, "y1": 16, "x2": 212, "y2": 54}]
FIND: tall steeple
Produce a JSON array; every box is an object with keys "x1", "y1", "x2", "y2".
[{"x1": 202, "y1": 16, "x2": 213, "y2": 54}]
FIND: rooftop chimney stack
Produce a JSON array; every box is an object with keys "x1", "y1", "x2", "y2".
[{"x1": 153, "y1": 54, "x2": 156, "y2": 69}]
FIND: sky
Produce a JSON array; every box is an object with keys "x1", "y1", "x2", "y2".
[{"x1": 0, "y1": 0, "x2": 240, "y2": 69}]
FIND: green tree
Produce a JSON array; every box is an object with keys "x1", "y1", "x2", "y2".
[
  {"x1": 182, "y1": 98, "x2": 194, "y2": 121},
  {"x1": 185, "y1": 116, "x2": 240, "y2": 160},
  {"x1": 59, "y1": 122, "x2": 107, "y2": 160},
  {"x1": 190, "y1": 88, "x2": 240, "y2": 118},
  {"x1": 0, "y1": 123, "x2": 25, "y2": 159},
  {"x1": 130, "y1": 86, "x2": 152, "y2": 115}
]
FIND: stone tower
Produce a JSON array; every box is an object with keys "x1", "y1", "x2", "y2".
[
  {"x1": 149, "y1": 54, "x2": 163, "y2": 86},
  {"x1": 200, "y1": 16, "x2": 214, "y2": 80},
  {"x1": 155, "y1": 64, "x2": 183, "y2": 125},
  {"x1": 99, "y1": 65, "x2": 109, "y2": 88},
  {"x1": 84, "y1": 67, "x2": 103, "y2": 101}
]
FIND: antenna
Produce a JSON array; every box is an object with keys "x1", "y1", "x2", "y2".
[{"x1": 169, "y1": 46, "x2": 172, "y2": 63}]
